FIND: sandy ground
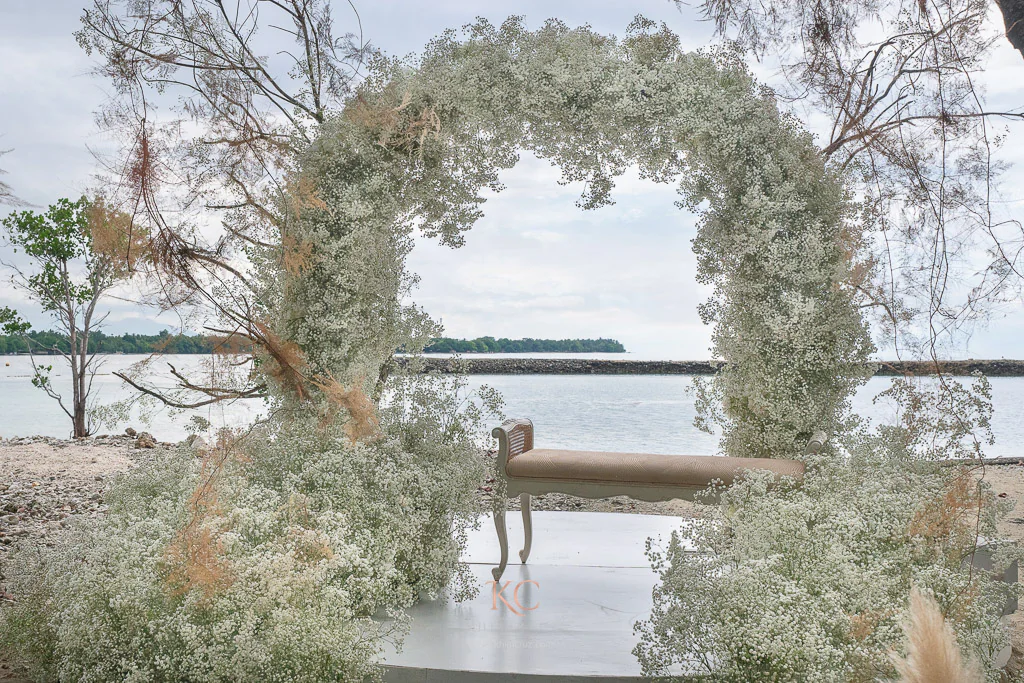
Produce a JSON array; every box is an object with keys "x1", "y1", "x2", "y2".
[
  {"x1": 0, "y1": 435, "x2": 171, "y2": 682},
  {"x1": 2, "y1": 439, "x2": 1024, "y2": 680}
]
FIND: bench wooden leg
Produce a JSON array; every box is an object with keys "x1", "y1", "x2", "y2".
[
  {"x1": 519, "y1": 493, "x2": 532, "y2": 564},
  {"x1": 492, "y1": 505, "x2": 509, "y2": 581}
]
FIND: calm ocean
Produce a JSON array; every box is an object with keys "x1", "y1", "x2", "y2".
[{"x1": 3, "y1": 354, "x2": 1023, "y2": 458}]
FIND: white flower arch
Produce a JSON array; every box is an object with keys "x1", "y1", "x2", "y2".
[{"x1": 279, "y1": 16, "x2": 874, "y2": 459}]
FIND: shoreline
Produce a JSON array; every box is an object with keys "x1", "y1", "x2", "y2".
[
  {"x1": 8, "y1": 354, "x2": 1024, "y2": 376},
  {"x1": 408, "y1": 357, "x2": 1024, "y2": 376}
]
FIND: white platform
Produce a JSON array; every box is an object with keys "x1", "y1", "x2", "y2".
[{"x1": 382, "y1": 511, "x2": 693, "y2": 682}]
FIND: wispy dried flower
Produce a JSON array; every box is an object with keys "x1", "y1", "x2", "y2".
[
  {"x1": 892, "y1": 587, "x2": 983, "y2": 683},
  {"x1": 310, "y1": 373, "x2": 380, "y2": 441}
]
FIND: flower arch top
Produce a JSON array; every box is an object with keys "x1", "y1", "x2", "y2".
[{"x1": 280, "y1": 16, "x2": 874, "y2": 459}]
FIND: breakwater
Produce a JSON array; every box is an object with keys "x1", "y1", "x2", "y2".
[{"x1": 402, "y1": 357, "x2": 1024, "y2": 376}]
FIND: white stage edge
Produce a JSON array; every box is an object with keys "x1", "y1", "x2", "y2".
[{"x1": 381, "y1": 511, "x2": 692, "y2": 682}]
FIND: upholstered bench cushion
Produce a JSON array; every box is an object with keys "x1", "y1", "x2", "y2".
[{"x1": 504, "y1": 448, "x2": 804, "y2": 487}]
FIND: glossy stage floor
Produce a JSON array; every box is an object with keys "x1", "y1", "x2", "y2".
[{"x1": 381, "y1": 511, "x2": 693, "y2": 682}]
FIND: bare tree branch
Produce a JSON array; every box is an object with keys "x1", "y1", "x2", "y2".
[{"x1": 77, "y1": 0, "x2": 370, "y2": 406}]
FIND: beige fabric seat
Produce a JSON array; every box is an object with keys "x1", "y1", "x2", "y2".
[
  {"x1": 489, "y1": 418, "x2": 819, "y2": 581},
  {"x1": 505, "y1": 448, "x2": 805, "y2": 487}
]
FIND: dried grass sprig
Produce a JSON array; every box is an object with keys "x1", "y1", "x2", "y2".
[
  {"x1": 344, "y1": 88, "x2": 441, "y2": 156},
  {"x1": 908, "y1": 470, "x2": 983, "y2": 547},
  {"x1": 86, "y1": 198, "x2": 150, "y2": 274},
  {"x1": 281, "y1": 233, "x2": 316, "y2": 276},
  {"x1": 162, "y1": 430, "x2": 248, "y2": 600},
  {"x1": 891, "y1": 586, "x2": 983, "y2": 683},
  {"x1": 283, "y1": 175, "x2": 328, "y2": 222},
  {"x1": 252, "y1": 321, "x2": 310, "y2": 401}
]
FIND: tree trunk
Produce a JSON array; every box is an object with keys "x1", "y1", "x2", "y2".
[
  {"x1": 73, "y1": 404, "x2": 88, "y2": 438},
  {"x1": 72, "y1": 324, "x2": 92, "y2": 438},
  {"x1": 995, "y1": 0, "x2": 1024, "y2": 59}
]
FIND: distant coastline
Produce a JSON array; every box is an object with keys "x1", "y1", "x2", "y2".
[
  {"x1": 4, "y1": 350, "x2": 1023, "y2": 376},
  {"x1": 0, "y1": 332, "x2": 626, "y2": 355},
  {"x1": 422, "y1": 337, "x2": 625, "y2": 353}
]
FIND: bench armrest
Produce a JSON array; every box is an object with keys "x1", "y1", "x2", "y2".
[
  {"x1": 492, "y1": 418, "x2": 534, "y2": 476},
  {"x1": 803, "y1": 430, "x2": 828, "y2": 456}
]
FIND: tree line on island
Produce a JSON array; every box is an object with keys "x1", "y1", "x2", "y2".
[
  {"x1": 0, "y1": 330, "x2": 626, "y2": 355},
  {"x1": 0, "y1": 329, "x2": 230, "y2": 355}
]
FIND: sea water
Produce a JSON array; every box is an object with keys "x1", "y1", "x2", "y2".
[{"x1": 2, "y1": 354, "x2": 1023, "y2": 458}]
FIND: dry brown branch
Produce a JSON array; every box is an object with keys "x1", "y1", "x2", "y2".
[
  {"x1": 251, "y1": 320, "x2": 310, "y2": 400},
  {"x1": 344, "y1": 88, "x2": 442, "y2": 155},
  {"x1": 162, "y1": 430, "x2": 249, "y2": 599},
  {"x1": 87, "y1": 197, "x2": 151, "y2": 274},
  {"x1": 113, "y1": 370, "x2": 266, "y2": 409},
  {"x1": 281, "y1": 234, "x2": 315, "y2": 276},
  {"x1": 208, "y1": 332, "x2": 256, "y2": 355},
  {"x1": 309, "y1": 373, "x2": 380, "y2": 441},
  {"x1": 908, "y1": 469, "x2": 982, "y2": 546}
]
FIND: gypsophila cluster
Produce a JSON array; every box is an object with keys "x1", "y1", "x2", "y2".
[
  {"x1": 269, "y1": 16, "x2": 871, "y2": 458},
  {"x1": 0, "y1": 447, "x2": 393, "y2": 682},
  {"x1": 0, "y1": 370, "x2": 495, "y2": 681},
  {"x1": 636, "y1": 384, "x2": 1019, "y2": 682}
]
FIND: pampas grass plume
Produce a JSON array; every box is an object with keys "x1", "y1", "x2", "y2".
[{"x1": 893, "y1": 586, "x2": 983, "y2": 683}]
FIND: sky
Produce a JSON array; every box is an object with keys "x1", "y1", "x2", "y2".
[{"x1": 0, "y1": 0, "x2": 1022, "y2": 359}]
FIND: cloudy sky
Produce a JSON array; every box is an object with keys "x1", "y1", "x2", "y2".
[{"x1": 0, "y1": 0, "x2": 1021, "y2": 358}]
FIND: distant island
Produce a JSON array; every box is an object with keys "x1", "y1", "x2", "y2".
[
  {"x1": 424, "y1": 337, "x2": 626, "y2": 353},
  {"x1": 0, "y1": 330, "x2": 234, "y2": 355},
  {"x1": 0, "y1": 331, "x2": 627, "y2": 355}
]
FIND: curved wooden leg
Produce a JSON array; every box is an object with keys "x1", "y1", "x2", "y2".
[
  {"x1": 492, "y1": 506, "x2": 508, "y2": 581},
  {"x1": 519, "y1": 493, "x2": 532, "y2": 564}
]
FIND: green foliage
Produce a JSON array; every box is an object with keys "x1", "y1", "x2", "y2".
[
  {"x1": 424, "y1": 337, "x2": 625, "y2": 353},
  {"x1": 0, "y1": 307, "x2": 31, "y2": 336},
  {"x1": 1, "y1": 196, "x2": 137, "y2": 436},
  {"x1": 0, "y1": 332, "x2": 629, "y2": 355},
  {"x1": 0, "y1": 329, "x2": 240, "y2": 355},
  {"x1": 2, "y1": 197, "x2": 96, "y2": 312}
]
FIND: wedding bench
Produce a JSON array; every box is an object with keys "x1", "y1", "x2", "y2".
[{"x1": 489, "y1": 418, "x2": 821, "y2": 580}]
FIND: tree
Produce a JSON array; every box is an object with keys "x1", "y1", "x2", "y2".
[
  {"x1": 73, "y1": 0, "x2": 372, "y2": 408},
  {"x1": 995, "y1": 0, "x2": 1024, "y2": 57},
  {"x1": 673, "y1": 0, "x2": 1024, "y2": 365},
  {"x1": 0, "y1": 197, "x2": 140, "y2": 437}
]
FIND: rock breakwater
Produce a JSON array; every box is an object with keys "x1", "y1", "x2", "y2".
[{"x1": 402, "y1": 357, "x2": 1024, "y2": 376}]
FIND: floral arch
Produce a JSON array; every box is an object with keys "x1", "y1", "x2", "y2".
[
  {"x1": 280, "y1": 16, "x2": 874, "y2": 460},
  {"x1": 8, "y1": 15, "x2": 1018, "y2": 683}
]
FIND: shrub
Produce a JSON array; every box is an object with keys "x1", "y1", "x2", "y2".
[
  {"x1": 636, "y1": 382, "x2": 1019, "y2": 682},
  {"x1": 0, "y1": 373, "x2": 495, "y2": 682}
]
